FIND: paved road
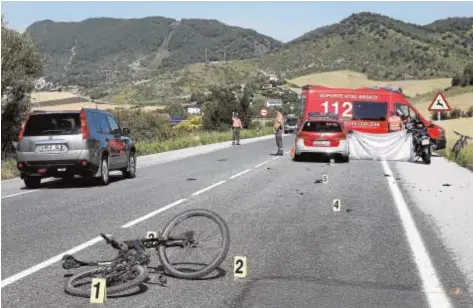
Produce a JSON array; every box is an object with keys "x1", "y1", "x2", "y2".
[{"x1": 1, "y1": 135, "x2": 473, "y2": 308}]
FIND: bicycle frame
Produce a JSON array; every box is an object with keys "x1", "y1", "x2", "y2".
[{"x1": 62, "y1": 231, "x2": 195, "y2": 270}]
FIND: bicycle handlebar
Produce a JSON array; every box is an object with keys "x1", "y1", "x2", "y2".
[
  {"x1": 453, "y1": 131, "x2": 472, "y2": 139},
  {"x1": 100, "y1": 233, "x2": 121, "y2": 250}
]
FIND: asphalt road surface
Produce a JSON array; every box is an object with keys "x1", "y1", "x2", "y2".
[{"x1": 2, "y1": 135, "x2": 473, "y2": 308}]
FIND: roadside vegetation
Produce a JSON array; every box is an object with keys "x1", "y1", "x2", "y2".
[{"x1": 2, "y1": 12, "x2": 473, "y2": 179}]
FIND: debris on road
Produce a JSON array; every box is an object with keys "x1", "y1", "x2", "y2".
[
  {"x1": 442, "y1": 183, "x2": 452, "y2": 187},
  {"x1": 384, "y1": 174, "x2": 391, "y2": 177},
  {"x1": 346, "y1": 209, "x2": 353, "y2": 213},
  {"x1": 314, "y1": 179, "x2": 323, "y2": 184},
  {"x1": 217, "y1": 158, "x2": 227, "y2": 162},
  {"x1": 186, "y1": 178, "x2": 197, "y2": 181}
]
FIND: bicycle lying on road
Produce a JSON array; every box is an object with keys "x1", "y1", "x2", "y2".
[
  {"x1": 61, "y1": 209, "x2": 230, "y2": 298},
  {"x1": 451, "y1": 131, "x2": 472, "y2": 160}
]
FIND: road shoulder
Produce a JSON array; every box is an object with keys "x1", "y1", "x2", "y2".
[{"x1": 390, "y1": 156, "x2": 473, "y2": 305}]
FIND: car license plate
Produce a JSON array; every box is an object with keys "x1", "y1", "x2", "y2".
[
  {"x1": 421, "y1": 139, "x2": 430, "y2": 146},
  {"x1": 57, "y1": 168, "x2": 66, "y2": 172},
  {"x1": 313, "y1": 140, "x2": 330, "y2": 146},
  {"x1": 37, "y1": 144, "x2": 66, "y2": 152}
]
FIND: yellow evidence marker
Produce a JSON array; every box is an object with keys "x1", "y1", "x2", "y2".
[
  {"x1": 333, "y1": 199, "x2": 341, "y2": 212},
  {"x1": 90, "y1": 278, "x2": 107, "y2": 304},
  {"x1": 234, "y1": 256, "x2": 247, "y2": 278},
  {"x1": 322, "y1": 174, "x2": 328, "y2": 184}
]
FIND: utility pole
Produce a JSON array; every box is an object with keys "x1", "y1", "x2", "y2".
[{"x1": 205, "y1": 48, "x2": 208, "y2": 64}]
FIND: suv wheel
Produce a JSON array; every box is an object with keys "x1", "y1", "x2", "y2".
[
  {"x1": 24, "y1": 177, "x2": 41, "y2": 189},
  {"x1": 98, "y1": 156, "x2": 110, "y2": 186},
  {"x1": 122, "y1": 152, "x2": 136, "y2": 179}
]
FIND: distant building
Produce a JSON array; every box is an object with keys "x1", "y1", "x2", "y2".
[
  {"x1": 181, "y1": 102, "x2": 202, "y2": 115},
  {"x1": 266, "y1": 98, "x2": 283, "y2": 108}
]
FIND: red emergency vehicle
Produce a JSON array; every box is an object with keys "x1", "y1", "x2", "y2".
[{"x1": 298, "y1": 85, "x2": 446, "y2": 150}]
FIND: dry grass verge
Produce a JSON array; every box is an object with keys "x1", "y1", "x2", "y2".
[{"x1": 1, "y1": 129, "x2": 272, "y2": 180}]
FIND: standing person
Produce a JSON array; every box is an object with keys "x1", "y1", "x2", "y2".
[
  {"x1": 404, "y1": 115, "x2": 413, "y2": 130},
  {"x1": 232, "y1": 112, "x2": 242, "y2": 145},
  {"x1": 274, "y1": 109, "x2": 284, "y2": 155},
  {"x1": 388, "y1": 111, "x2": 403, "y2": 132}
]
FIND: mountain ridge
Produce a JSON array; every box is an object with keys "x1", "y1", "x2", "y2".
[{"x1": 24, "y1": 12, "x2": 473, "y2": 92}]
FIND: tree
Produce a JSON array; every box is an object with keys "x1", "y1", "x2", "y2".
[
  {"x1": 1, "y1": 16, "x2": 43, "y2": 158},
  {"x1": 238, "y1": 85, "x2": 253, "y2": 128},
  {"x1": 202, "y1": 86, "x2": 239, "y2": 131},
  {"x1": 165, "y1": 103, "x2": 187, "y2": 118}
]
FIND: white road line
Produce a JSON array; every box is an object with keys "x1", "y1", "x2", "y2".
[
  {"x1": 254, "y1": 160, "x2": 271, "y2": 168},
  {"x1": 381, "y1": 160, "x2": 452, "y2": 308},
  {"x1": 0, "y1": 236, "x2": 104, "y2": 289},
  {"x1": 191, "y1": 180, "x2": 226, "y2": 196},
  {"x1": 271, "y1": 156, "x2": 280, "y2": 160},
  {"x1": 229, "y1": 169, "x2": 251, "y2": 180},
  {"x1": 121, "y1": 198, "x2": 188, "y2": 228},
  {"x1": 1, "y1": 190, "x2": 39, "y2": 199}
]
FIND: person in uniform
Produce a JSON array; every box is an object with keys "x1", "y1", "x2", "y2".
[
  {"x1": 388, "y1": 111, "x2": 403, "y2": 132},
  {"x1": 274, "y1": 110, "x2": 284, "y2": 155},
  {"x1": 232, "y1": 112, "x2": 243, "y2": 145}
]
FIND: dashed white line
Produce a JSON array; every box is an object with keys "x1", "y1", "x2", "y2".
[
  {"x1": 381, "y1": 160, "x2": 452, "y2": 308},
  {"x1": 191, "y1": 180, "x2": 226, "y2": 196},
  {"x1": 1, "y1": 190, "x2": 39, "y2": 199},
  {"x1": 121, "y1": 198, "x2": 188, "y2": 228},
  {"x1": 254, "y1": 160, "x2": 271, "y2": 168},
  {"x1": 1, "y1": 152, "x2": 288, "y2": 289},
  {"x1": 271, "y1": 156, "x2": 280, "y2": 160},
  {"x1": 0, "y1": 236, "x2": 105, "y2": 288},
  {"x1": 229, "y1": 169, "x2": 252, "y2": 180}
]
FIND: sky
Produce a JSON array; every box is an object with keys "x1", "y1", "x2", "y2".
[{"x1": 1, "y1": 1, "x2": 473, "y2": 42}]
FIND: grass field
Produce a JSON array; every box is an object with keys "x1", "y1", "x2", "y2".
[
  {"x1": 288, "y1": 70, "x2": 452, "y2": 98},
  {"x1": 31, "y1": 91, "x2": 79, "y2": 102},
  {"x1": 414, "y1": 91, "x2": 473, "y2": 119},
  {"x1": 435, "y1": 118, "x2": 473, "y2": 170},
  {"x1": 31, "y1": 102, "x2": 165, "y2": 112}
]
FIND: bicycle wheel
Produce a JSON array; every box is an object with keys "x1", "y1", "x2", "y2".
[
  {"x1": 64, "y1": 265, "x2": 148, "y2": 298},
  {"x1": 452, "y1": 140, "x2": 462, "y2": 159},
  {"x1": 157, "y1": 209, "x2": 230, "y2": 279}
]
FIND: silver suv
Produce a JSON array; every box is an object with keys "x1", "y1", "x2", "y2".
[{"x1": 16, "y1": 108, "x2": 137, "y2": 189}]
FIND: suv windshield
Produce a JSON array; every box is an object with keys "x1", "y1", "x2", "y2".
[
  {"x1": 23, "y1": 113, "x2": 81, "y2": 136},
  {"x1": 302, "y1": 121, "x2": 342, "y2": 132}
]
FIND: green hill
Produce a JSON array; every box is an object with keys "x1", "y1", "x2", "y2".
[
  {"x1": 26, "y1": 12, "x2": 473, "y2": 104},
  {"x1": 256, "y1": 12, "x2": 473, "y2": 80},
  {"x1": 25, "y1": 17, "x2": 282, "y2": 87}
]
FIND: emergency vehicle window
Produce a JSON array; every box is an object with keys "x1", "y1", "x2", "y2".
[
  {"x1": 302, "y1": 121, "x2": 342, "y2": 132},
  {"x1": 395, "y1": 103, "x2": 409, "y2": 117},
  {"x1": 352, "y1": 102, "x2": 388, "y2": 121},
  {"x1": 300, "y1": 94, "x2": 306, "y2": 117},
  {"x1": 395, "y1": 103, "x2": 418, "y2": 120}
]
